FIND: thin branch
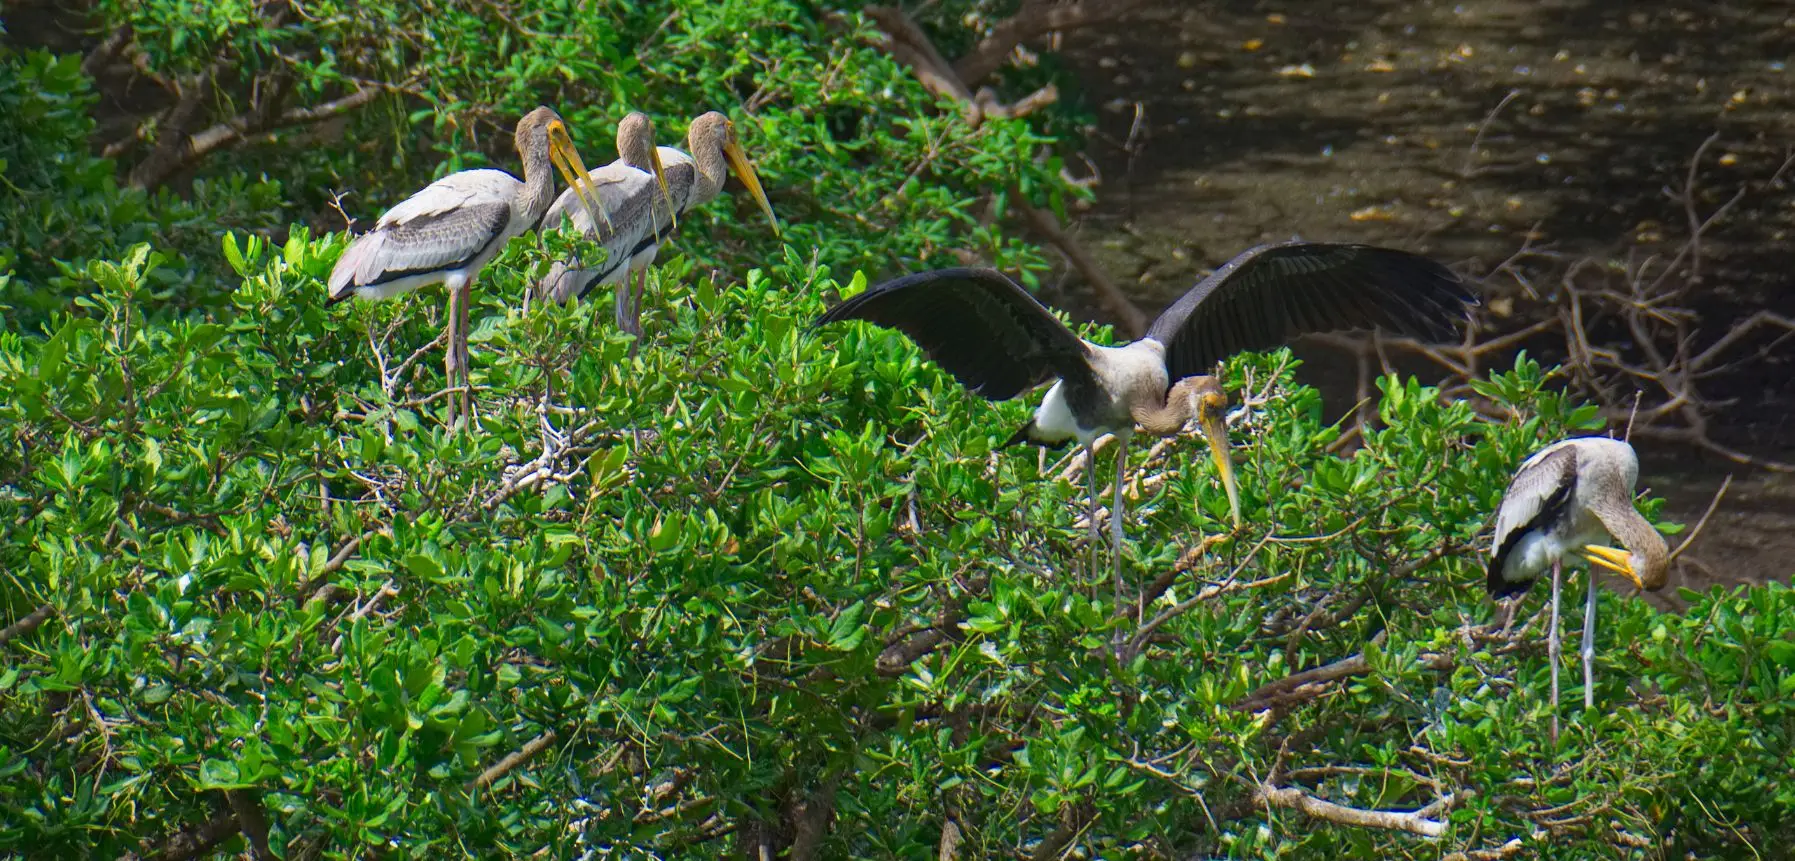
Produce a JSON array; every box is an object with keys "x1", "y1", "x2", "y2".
[
  {"x1": 1254, "y1": 782, "x2": 1447, "y2": 838},
  {"x1": 1017, "y1": 196, "x2": 1150, "y2": 337},
  {"x1": 1669, "y1": 475, "x2": 1731, "y2": 563},
  {"x1": 952, "y1": 0, "x2": 1151, "y2": 86},
  {"x1": 130, "y1": 83, "x2": 395, "y2": 189},
  {"x1": 469, "y1": 730, "x2": 559, "y2": 791},
  {"x1": 0, "y1": 604, "x2": 56, "y2": 648},
  {"x1": 1443, "y1": 838, "x2": 1528, "y2": 861}
]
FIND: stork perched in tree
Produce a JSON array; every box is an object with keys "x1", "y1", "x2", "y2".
[
  {"x1": 539, "y1": 110, "x2": 779, "y2": 342},
  {"x1": 1488, "y1": 436, "x2": 1670, "y2": 738},
  {"x1": 529, "y1": 111, "x2": 672, "y2": 324},
  {"x1": 327, "y1": 106, "x2": 604, "y2": 426},
  {"x1": 815, "y1": 241, "x2": 1477, "y2": 595}
]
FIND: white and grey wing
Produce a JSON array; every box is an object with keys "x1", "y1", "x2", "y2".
[
  {"x1": 375, "y1": 169, "x2": 521, "y2": 228},
  {"x1": 330, "y1": 200, "x2": 513, "y2": 293},
  {"x1": 537, "y1": 163, "x2": 682, "y2": 304},
  {"x1": 1485, "y1": 442, "x2": 1580, "y2": 595},
  {"x1": 1491, "y1": 443, "x2": 1580, "y2": 553}
]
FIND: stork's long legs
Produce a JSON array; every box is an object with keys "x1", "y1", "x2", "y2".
[
  {"x1": 1581, "y1": 566, "x2": 1597, "y2": 709},
  {"x1": 444, "y1": 280, "x2": 467, "y2": 428},
  {"x1": 456, "y1": 278, "x2": 473, "y2": 425},
  {"x1": 1085, "y1": 442, "x2": 1100, "y2": 584},
  {"x1": 1111, "y1": 437, "x2": 1128, "y2": 602},
  {"x1": 1548, "y1": 558, "x2": 1562, "y2": 743},
  {"x1": 614, "y1": 273, "x2": 635, "y2": 335},
  {"x1": 632, "y1": 266, "x2": 648, "y2": 347}
]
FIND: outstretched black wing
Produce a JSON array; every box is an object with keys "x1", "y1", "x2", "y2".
[
  {"x1": 815, "y1": 267, "x2": 1096, "y2": 402},
  {"x1": 1146, "y1": 242, "x2": 1478, "y2": 382}
]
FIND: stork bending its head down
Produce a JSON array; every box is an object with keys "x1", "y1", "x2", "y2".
[{"x1": 1488, "y1": 435, "x2": 1669, "y2": 737}]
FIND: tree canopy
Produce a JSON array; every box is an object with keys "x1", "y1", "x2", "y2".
[{"x1": 2, "y1": 1, "x2": 1791, "y2": 858}]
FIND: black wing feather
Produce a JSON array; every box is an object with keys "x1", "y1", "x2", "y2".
[
  {"x1": 815, "y1": 268, "x2": 1096, "y2": 402},
  {"x1": 1147, "y1": 242, "x2": 1478, "y2": 381}
]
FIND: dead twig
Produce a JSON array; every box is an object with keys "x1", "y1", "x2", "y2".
[
  {"x1": 0, "y1": 604, "x2": 56, "y2": 648},
  {"x1": 1669, "y1": 475, "x2": 1731, "y2": 563},
  {"x1": 1254, "y1": 782, "x2": 1449, "y2": 838},
  {"x1": 469, "y1": 730, "x2": 559, "y2": 791}
]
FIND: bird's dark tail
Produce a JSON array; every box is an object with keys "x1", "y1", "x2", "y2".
[
  {"x1": 1486, "y1": 531, "x2": 1532, "y2": 598},
  {"x1": 1001, "y1": 421, "x2": 1037, "y2": 449},
  {"x1": 1001, "y1": 421, "x2": 1076, "y2": 450},
  {"x1": 325, "y1": 292, "x2": 352, "y2": 307}
]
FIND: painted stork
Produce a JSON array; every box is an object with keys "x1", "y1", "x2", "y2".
[
  {"x1": 327, "y1": 106, "x2": 605, "y2": 426},
  {"x1": 529, "y1": 111, "x2": 673, "y2": 327},
  {"x1": 538, "y1": 111, "x2": 779, "y2": 338},
  {"x1": 815, "y1": 242, "x2": 1476, "y2": 595},
  {"x1": 1488, "y1": 435, "x2": 1669, "y2": 736}
]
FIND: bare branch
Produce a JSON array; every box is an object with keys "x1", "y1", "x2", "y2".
[
  {"x1": 132, "y1": 85, "x2": 389, "y2": 189},
  {"x1": 1669, "y1": 475, "x2": 1731, "y2": 563},
  {"x1": 1254, "y1": 782, "x2": 1447, "y2": 838},
  {"x1": 953, "y1": 0, "x2": 1151, "y2": 86},
  {"x1": 1443, "y1": 838, "x2": 1528, "y2": 861},
  {"x1": 0, "y1": 604, "x2": 56, "y2": 648},
  {"x1": 469, "y1": 730, "x2": 559, "y2": 791},
  {"x1": 1017, "y1": 196, "x2": 1150, "y2": 337}
]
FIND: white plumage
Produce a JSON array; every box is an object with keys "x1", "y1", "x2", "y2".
[
  {"x1": 1486, "y1": 435, "x2": 1669, "y2": 736},
  {"x1": 537, "y1": 111, "x2": 779, "y2": 339},
  {"x1": 325, "y1": 106, "x2": 601, "y2": 427},
  {"x1": 328, "y1": 169, "x2": 531, "y2": 302}
]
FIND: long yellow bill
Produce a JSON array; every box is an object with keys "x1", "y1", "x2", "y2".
[
  {"x1": 648, "y1": 145, "x2": 676, "y2": 234},
  {"x1": 722, "y1": 126, "x2": 780, "y2": 236},
  {"x1": 1198, "y1": 401, "x2": 1241, "y2": 528},
  {"x1": 1581, "y1": 544, "x2": 1643, "y2": 589},
  {"x1": 546, "y1": 121, "x2": 611, "y2": 233}
]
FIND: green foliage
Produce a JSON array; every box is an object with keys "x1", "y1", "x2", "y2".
[
  {"x1": 2, "y1": 1, "x2": 1791, "y2": 857},
  {"x1": 2, "y1": 225, "x2": 1790, "y2": 857},
  {"x1": 0, "y1": 48, "x2": 285, "y2": 328}
]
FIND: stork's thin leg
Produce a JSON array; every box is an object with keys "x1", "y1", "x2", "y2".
[
  {"x1": 456, "y1": 279, "x2": 474, "y2": 425},
  {"x1": 1548, "y1": 558, "x2": 1562, "y2": 743},
  {"x1": 614, "y1": 274, "x2": 633, "y2": 334},
  {"x1": 631, "y1": 266, "x2": 648, "y2": 353},
  {"x1": 1085, "y1": 443, "x2": 1100, "y2": 584},
  {"x1": 634, "y1": 266, "x2": 647, "y2": 329},
  {"x1": 1582, "y1": 566, "x2": 1597, "y2": 710},
  {"x1": 444, "y1": 284, "x2": 464, "y2": 428},
  {"x1": 1111, "y1": 437, "x2": 1128, "y2": 603}
]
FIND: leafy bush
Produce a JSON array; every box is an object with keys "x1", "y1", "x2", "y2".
[
  {"x1": 2, "y1": 228, "x2": 1791, "y2": 857},
  {"x1": 0, "y1": 48, "x2": 286, "y2": 328},
  {"x1": 4, "y1": 1, "x2": 1793, "y2": 857}
]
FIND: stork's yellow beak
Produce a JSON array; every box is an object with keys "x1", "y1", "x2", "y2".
[
  {"x1": 647, "y1": 144, "x2": 676, "y2": 232},
  {"x1": 722, "y1": 123, "x2": 780, "y2": 236},
  {"x1": 1197, "y1": 394, "x2": 1241, "y2": 528},
  {"x1": 1582, "y1": 544, "x2": 1643, "y2": 589},
  {"x1": 546, "y1": 120, "x2": 610, "y2": 233}
]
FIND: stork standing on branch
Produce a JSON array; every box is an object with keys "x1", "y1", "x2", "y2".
[
  {"x1": 327, "y1": 106, "x2": 606, "y2": 426},
  {"x1": 529, "y1": 111, "x2": 673, "y2": 324},
  {"x1": 816, "y1": 241, "x2": 1477, "y2": 595},
  {"x1": 539, "y1": 111, "x2": 780, "y2": 342},
  {"x1": 1488, "y1": 436, "x2": 1670, "y2": 739}
]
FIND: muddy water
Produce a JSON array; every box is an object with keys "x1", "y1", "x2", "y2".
[{"x1": 1050, "y1": 0, "x2": 1795, "y2": 602}]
